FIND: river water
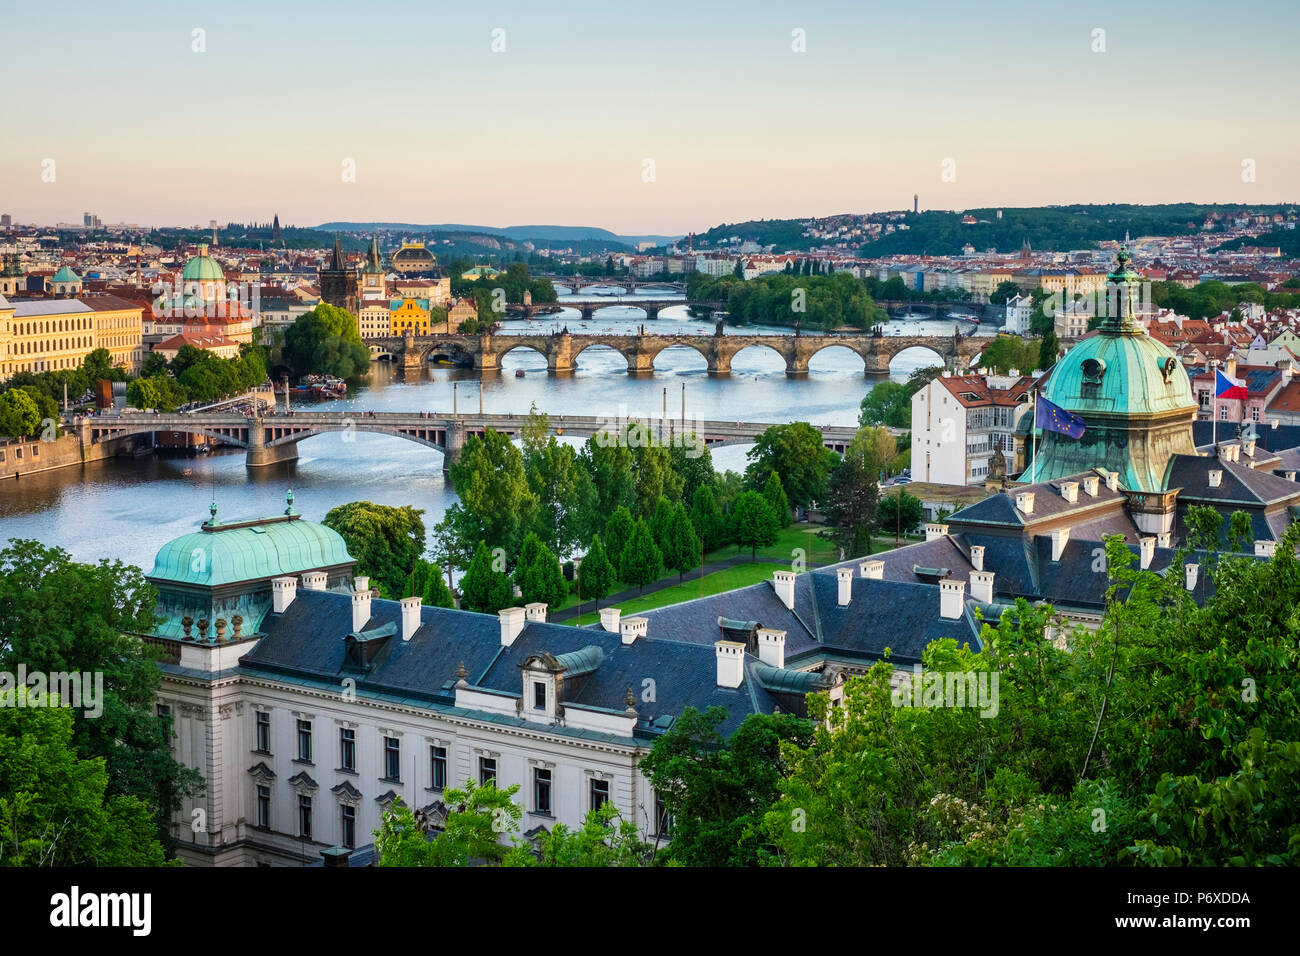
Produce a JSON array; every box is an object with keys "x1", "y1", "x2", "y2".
[{"x1": 0, "y1": 289, "x2": 993, "y2": 569}]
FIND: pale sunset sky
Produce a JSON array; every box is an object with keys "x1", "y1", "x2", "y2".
[{"x1": 1, "y1": 0, "x2": 1297, "y2": 234}]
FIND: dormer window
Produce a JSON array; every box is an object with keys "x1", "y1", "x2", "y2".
[{"x1": 533, "y1": 682, "x2": 547, "y2": 711}]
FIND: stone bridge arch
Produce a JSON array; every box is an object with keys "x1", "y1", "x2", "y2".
[{"x1": 712, "y1": 339, "x2": 798, "y2": 375}]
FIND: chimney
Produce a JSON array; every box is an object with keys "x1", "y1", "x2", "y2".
[
  {"x1": 715, "y1": 640, "x2": 745, "y2": 688},
  {"x1": 353, "y1": 575, "x2": 369, "y2": 593},
  {"x1": 1243, "y1": 438, "x2": 1256, "y2": 458},
  {"x1": 301, "y1": 571, "x2": 327, "y2": 591},
  {"x1": 1050, "y1": 527, "x2": 1070, "y2": 561},
  {"x1": 525, "y1": 602, "x2": 548, "y2": 623},
  {"x1": 271, "y1": 576, "x2": 298, "y2": 613},
  {"x1": 600, "y1": 607, "x2": 621, "y2": 633},
  {"x1": 1254, "y1": 540, "x2": 1277, "y2": 558},
  {"x1": 400, "y1": 596, "x2": 421, "y2": 641},
  {"x1": 1208, "y1": 469, "x2": 1222, "y2": 488},
  {"x1": 499, "y1": 606, "x2": 526, "y2": 646},
  {"x1": 969, "y1": 570, "x2": 995, "y2": 603},
  {"x1": 620, "y1": 616, "x2": 648, "y2": 645},
  {"x1": 1184, "y1": 563, "x2": 1199, "y2": 591},
  {"x1": 1059, "y1": 480, "x2": 1078, "y2": 503},
  {"x1": 1014, "y1": 491, "x2": 1035, "y2": 515},
  {"x1": 1285, "y1": 470, "x2": 1297, "y2": 482},
  {"x1": 756, "y1": 628, "x2": 785, "y2": 669},
  {"x1": 924, "y1": 522, "x2": 949, "y2": 541},
  {"x1": 939, "y1": 579, "x2": 966, "y2": 620},
  {"x1": 836, "y1": 567, "x2": 853, "y2": 606},
  {"x1": 1081, "y1": 475, "x2": 1100, "y2": 497},
  {"x1": 859, "y1": 559, "x2": 885, "y2": 579},
  {"x1": 1104, "y1": 471, "x2": 1118, "y2": 492},
  {"x1": 351, "y1": 587, "x2": 372, "y2": 632},
  {"x1": 1156, "y1": 530, "x2": 1172, "y2": 548},
  {"x1": 1139, "y1": 536, "x2": 1155, "y2": 570},
  {"x1": 773, "y1": 570, "x2": 796, "y2": 611}
]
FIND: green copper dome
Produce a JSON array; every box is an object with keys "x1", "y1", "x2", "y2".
[
  {"x1": 148, "y1": 513, "x2": 354, "y2": 587},
  {"x1": 1042, "y1": 327, "x2": 1195, "y2": 417},
  {"x1": 182, "y1": 244, "x2": 224, "y2": 282},
  {"x1": 52, "y1": 265, "x2": 80, "y2": 282}
]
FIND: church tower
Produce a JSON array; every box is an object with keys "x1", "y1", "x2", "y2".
[
  {"x1": 359, "y1": 234, "x2": 386, "y2": 301},
  {"x1": 319, "y1": 238, "x2": 359, "y2": 315},
  {"x1": 272, "y1": 214, "x2": 281, "y2": 243}
]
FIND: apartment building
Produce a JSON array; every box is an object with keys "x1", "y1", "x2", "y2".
[{"x1": 911, "y1": 372, "x2": 1035, "y2": 484}]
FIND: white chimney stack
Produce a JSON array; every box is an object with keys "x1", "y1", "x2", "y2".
[
  {"x1": 1156, "y1": 531, "x2": 1172, "y2": 548},
  {"x1": 1050, "y1": 527, "x2": 1070, "y2": 561},
  {"x1": 1184, "y1": 563, "x2": 1199, "y2": 591},
  {"x1": 1243, "y1": 439, "x2": 1256, "y2": 458},
  {"x1": 836, "y1": 567, "x2": 853, "y2": 606},
  {"x1": 969, "y1": 545, "x2": 985, "y2": 571},
  {"x1": 859, "y1": 560, "x2": 884, "y2": 579},
  {"x1": 1014, "y1": 491, "x2": 1035, "y2": 515},
  {"x1": 1081, "y1": 475, "x2": 1100, "y2": 497},
  {"x1": 1104, "y1": 471, "x2": 1118, "y2": 492},
  {"x1": 353, "y1": 575, "x2": 369, "y2": 593},
  {"x1": 939, "y1": 579, "x2": 966, "y2": 620},
  {"x1": 400, "y1": 596, "x2": 421, "y2": 641},
  {"x1": 620, "y1": 616, "x2": 648, "y2": 645},
  {"x1": 925, "y1": 523, "x2": 949, "y2": 541},
  {"x1": 969, "y1": 570, "x2": 995, "y2": 604},
  {"x1": 351, "y1": 587, "x2": 372, "y2": 633},
  {"x1": 1254, "y1": 540, "x2": 1277, "y2": 558},
  {"x1": 756, "y1": 628, "x2": 786, "y2": 669},
  {"x1": 715, "y1": 640, "x2": 745, "y2": 688},
  {"x1": 773, "y1": 570, "x2": 796, "y2": 611},
  {"x1": 600, "y1": 607, "x2": 621, "y2": 633},
  {"x1": 525, "y1": 602, "x2": 548, "y2": 624},
  {"x1": 1139, "y1": 536, "x2": 1155, "y2": 570},
  {"x1": 499, "y1": 606, "x2": 526, "y2": 646},
  {"x1": 1059, "y1": 480, "x2": 1078, "y2": 503},
  {"x1": 271, "y1": 576, "x2": 297, "y2": 613},
  {"x1": 301, "y1": 571, "x2": 327, "y2": 591},
  {"x1": 1208, "y1": 469, "x2": 1222, "y2": 488}
]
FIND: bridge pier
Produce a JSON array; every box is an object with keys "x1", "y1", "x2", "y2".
[
  {"x1": 786, "y1": 358, "x2": 809, "y2": 377},
  {"x1": 644, "y1": 304, "x2": 661, "y2": 320},
  {"x1": 246, "y1": 421, "x2": 299, "y2": 468},
  {"x1": 443, "y1": 421, "x2": 465, "y2": 477},
  {"x1": 625, "y1": 348, "x2": 655, "y2": 375}
]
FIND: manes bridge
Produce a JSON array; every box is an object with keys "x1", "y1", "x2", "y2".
[
  {"x1": 372, "y1": 329, "x2": 984, "y2": 375},
  {"x1": 78, "y1": 411, "x2": 862, "y2": 472}
]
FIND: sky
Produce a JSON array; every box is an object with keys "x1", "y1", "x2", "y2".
[{"x1": 2, "y1": 0, "x2": 1298, "y2": 235}]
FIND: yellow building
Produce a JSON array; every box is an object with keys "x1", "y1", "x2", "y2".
[
  {"x1": 969, "y1": 270, "x2": 1013, "y2": 303},
  {"x1": 0, "y1": 293, "x2": 144, "y2": 381},
  {"x1": 447, "y1": 297, "x2": 477, "y2": 330},
  {"x1": 389, "y1": 298, "x2": 432, "y2": 336},
  {"x1": 358, "y1": 301, "x2": 393, "y2": 339}
]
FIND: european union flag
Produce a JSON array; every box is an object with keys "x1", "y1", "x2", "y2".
[{"x1": 1036, "y1": 395, "x2": 1086, "y2": 438}]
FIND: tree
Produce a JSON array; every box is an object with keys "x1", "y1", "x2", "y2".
[
  {"x1": 978, "y1": 334, "x2": 1040, "y2": 374},
  {"x1": 0, "y1": 692, "x2": 169, "y2": 866},
  {"x1": 638, "y1": 707, "x2": 815, "y2": 867},
  {"x1": 459, "y1": 541, "x2": 514, "y2": 614},
  {"x1": 743, "y1": 422, "x2": 835, "y2": 508},
  {"x1": 859, "y1": 381, "x2": 912, "y2": 428},
  {"x1": 518, "y1": 535, "x2": 567, "y2": 609},
  {"x1": 989, "y1": 280, "x2": 1023, "y2": 305},
  {"x1": 0, "y1": 540, "x2": 204, "y2": 857},
  {"x1": 322, "y1": 501, "x2": 426, "y2": 599},
  {"x1": 0, "y1": 387, "x2": 42, "y2": 438},
  {"x1": 661, "y1": 504, "x2": 702, "y2": 583},
  {"x1": 727, "y1": 491, "x2": 780, "y2": 559},
  {"x1": 618, "y1": 519, "x2": 663, "y2": 592},
  {"x1": 406, "y1": 557, "x2": 455, "y2": 609},
  {"x1": 1038, "y1": 331, "x2": 1060, "y2": 372},
  {"x1": 877, "y1": 489, "x2": 924, "y2": 539},
  {"x1": 448, "y1": 428, "x2": 538, "y2": 560},
  {"x1": 536, "y1": 802, "x2": 654, "y2": 866},
  {"x1": 846, "y1": 425, "x2": 898, "y2": 480},
  {"x1": 577, "y1": 535, "x2": 615, "y2": 608},
  {"x1": 689, "y1": 485, "x2": 726, "y2": 553},
  {"x1": 374, "y1": 784, "x2": 533, "y2": 867},
  {"x1": 140, "y1": 350, "x2": 170, "y2": 378},
  {"x1": 822, "y1": 452, "x2": 881, "y2": 558},
  {"x1": 668, "y1": 437, "x2": 715, "y2": 505},
  {"x1": 281, "y1": 302, "x2": 369, "y2": 380},
  {"x1": 603, "y1": 506, "x2": 636, "y2": 569},
  {"x1": 762, "y1": 470, "x2": 791, "y2": 527}
]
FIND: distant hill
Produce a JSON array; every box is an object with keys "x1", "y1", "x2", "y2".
[{"x1": 316, "y1": 222, "x2": 681, "y2": 248}]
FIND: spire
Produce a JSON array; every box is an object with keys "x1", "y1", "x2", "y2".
[
  {"x1": 367, "y1": 234, "x2": 382, "y2": 271},
  {"x1": 329, "y1": 236, "x2": 346, "y2": 271}
]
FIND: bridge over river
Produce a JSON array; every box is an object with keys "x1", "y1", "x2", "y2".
[
  {"x1": 79, "y1": 410, "x2": 865, "y2": 471},
  {"x1": 371, "y1": 328, "x2": 984, "y2": 376}
]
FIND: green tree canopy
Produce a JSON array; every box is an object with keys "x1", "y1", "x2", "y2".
[
  {"x1": 322, "y1": 501, "x2": 426, "y2": 599},
  {"x1": 577, "y1": 534, "x2": 615, "y2": 608},
  {"x1": 619, "y1": 519, "x2": 663, "y2": 592},
  {"x1": 743, "y1": 422, "x2": 835, "y2": 507},
  {"x1": 727, "y1": 490, "x2": 780, "y2": 559}
]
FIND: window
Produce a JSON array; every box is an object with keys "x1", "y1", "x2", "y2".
[
  {"x1": 479, "y1": 756, "x2": 497, "y2": 786},
  {"x1": 257, "y1": 785, "x2": 271, "y2": 829},
  {"x1": 533, "y1": 682, "x2": 546, "y2": 711},
  {"x1": 430, "y1": 746, "x2": 447, "y2": 791},
  {"x1": 1252, "y1": 406, "x2": 1260, "y2": 422},
  {"x1": 590, "y1": 778, "x2": 610, "y2": 811},
  {"x1": 297, "y1": 796, "x2": 313, "y2": 842},
  {"x1": 1220, "y1": 406, "x2": 1228, "y2": 420},
  {"x1": 339, "y1": 728, "x2": 355, "y2": 772},
  {"x1": 255, "y1": 711, "x2": 271, "y2": 753},
  {"x1": 341, "y1": 805, "x2": 356, "y2": 849},
  {"x1": 383, "y1": 736, "x2": 401, "y2": 781},
  {"x1": 297, "y1": 719, "x2": 313, "y2": 763},
  {"x1": 533, "y1": 768, "x2": 552, "y2": 815},
  {"x1": 654, "y1": 794, "x2": 672, "y2": 837}
]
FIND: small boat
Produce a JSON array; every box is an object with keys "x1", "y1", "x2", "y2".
[{"x1": 515, "y1": 369, "x2": 526, "y2": 378}]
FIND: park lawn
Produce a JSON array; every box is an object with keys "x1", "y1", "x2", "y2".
[
  {"x1": 705, "y1": 523, "x2": 840, "y2": 567},
  {"x1": 558, "y1": 562, "x2": 790, "y2": 625}
]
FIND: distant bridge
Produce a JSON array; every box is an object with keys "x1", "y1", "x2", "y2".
[
  {"x1": 534, "y1": 276, "x2": 689, "y2": 294},
  {"x1": 507, "y1": 297, "x2": 708, "y2": 321},
  {"x1": 78, "y1": 410, "x2": 862, "y2": 471},
  {"x1": 369, "y1": 329, "x2": 983, "y2": 376}
]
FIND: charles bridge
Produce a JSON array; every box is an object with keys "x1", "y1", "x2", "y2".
[{"x1": 370, "y1": 328, "x2": 984, "y2": 376}]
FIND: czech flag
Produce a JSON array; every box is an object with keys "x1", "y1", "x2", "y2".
[
  {"x1": 1035, "y1": 395, "x2": 1086, "y2": 438},
  {"x1": 1215, "y1": 368, "x2": 1248, "y2": 401}
]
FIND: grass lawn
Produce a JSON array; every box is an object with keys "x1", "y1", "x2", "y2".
[
  {"x1": 705, "y1": 523, "x2": 924, "y2": 567},
  {"x1": 559, "y1": 562, "x2": 788, "y2": 625}
]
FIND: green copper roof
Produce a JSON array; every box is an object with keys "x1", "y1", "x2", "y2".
[
  {"x1": 1042, "y1": 328, "x2": 1195, "y2": 418},
  {"x1": 148, "y1": 514, "x2": 354, "y2": 587},
  {"x1": 52, "y1": 265, "x2": 80, "y2": 282},
  {"x1": 182, "y1": 245, "x2": 224, "y2": 282}
]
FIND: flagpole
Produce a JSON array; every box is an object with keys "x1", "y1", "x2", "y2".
[
  {"x1": 1030, "y1": 387, "x2": 1037, "y2": 483},
  {"x1": 1212, "y1": 363, "x2": 1217, "y2": 449}
]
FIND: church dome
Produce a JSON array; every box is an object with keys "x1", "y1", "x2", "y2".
[
  {"x1": 182, "y1": 244, "x2": 225, "y2": 282},
  {"x1": 52, "y1": 265, "x2": 80, "y2": 283}
]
